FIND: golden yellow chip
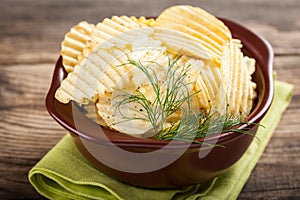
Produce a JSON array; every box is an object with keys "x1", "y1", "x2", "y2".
[
  {"x1": 89, "y1": 16, "x2": 151, "y2": 51},
  {"x1": 152, "y1": 28, "x2": 210, "y2": 60},
  {"x1": 182, "y1": 48, "x2": 225, "y2": 111},
  {"x1": 213, "y1": 39, "x2": 256, "y2": 118},
  {"x1": 55, "y1": 49, "x2": 128, "y2": 105},
  {"x1": 56, "y1": 28, "x2": 165, "y2": 105},
  {"x1": 243, "y1": 56, "x2": 257, "y2": 117},
  {"x1": 156, "y1": 5, "x2": 232, "y2": 66},
  {"x1": 61, "y1": 21, "x2": 95, "y2": 73}
]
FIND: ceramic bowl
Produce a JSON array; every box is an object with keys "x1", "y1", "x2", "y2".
[{"x1": 46, "y1": 18, "x2": 274, "y2": 188}]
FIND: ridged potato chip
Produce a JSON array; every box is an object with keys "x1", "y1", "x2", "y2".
[
  {"x1": 89, "y1": 16, "x2": 151, "y2": 51},
  {"x1": 56, "y1": 28, "x2": 164, "y2": 105},
  {"x1": 56, "y1": 47, "x2": 131, "y2": 104},
  {"x1": 61, "y1": 21, "x2": 95, "y2": 72},
  {"x1": 155, "y1": 5, "x2": 232, "y2": 66},
  {"x1": 152, "y1": 28, "x2": 210, "y2": 60},
  {"x1": 187, "y1": 59, "x2": 221, "y2": 109},
  {"x1": 59, "y1": 16, "x2": 155, "y2": 74},
  {"x1": 213, "y1": 39, "x2": 256, "y2": 117}
]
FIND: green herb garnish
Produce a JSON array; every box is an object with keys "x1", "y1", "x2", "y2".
[{"x1": 113, "y1": 55, "x2": 257, "y2": 143}]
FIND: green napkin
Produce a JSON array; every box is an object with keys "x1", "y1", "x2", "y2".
[{"x1": 29, "y1": 80, "x2": 293, "y2": 200}]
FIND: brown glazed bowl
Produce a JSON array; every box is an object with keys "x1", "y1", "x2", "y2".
[{"x1": 46, "y1": 18, "x2": 274, "y2": 188}]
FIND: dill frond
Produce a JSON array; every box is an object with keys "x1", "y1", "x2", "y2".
[{"x1": 112, "y1": 55, "x2": 257, "y2": 143}]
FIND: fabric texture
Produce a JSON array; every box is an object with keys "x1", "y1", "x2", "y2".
[{"x1": 29, "y1": 80, "x2": 294, "y2": 200}]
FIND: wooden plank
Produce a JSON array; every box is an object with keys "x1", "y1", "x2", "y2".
[
  {"x1": 239, "y1": 189, "x2": 300, "y2": 199},
  {"x1": 0, "y1": 64, "x2": 65, "y2": 199},
  {"x1": 239, "y1": 55, "x2": 300, "y2": 199}
]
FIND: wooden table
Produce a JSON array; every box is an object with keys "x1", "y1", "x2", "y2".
[{"x1": 1, "y1": 0, "x2": 299, "y2": 199}]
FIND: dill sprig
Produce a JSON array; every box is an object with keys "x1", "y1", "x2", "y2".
[
  {"x1": 113, "y1": 55, "x2": 257, "y2": 143},
  {"x1": 113, "y1": 55, "x2": 197, "y2": 135},
  {"x1": 158, "y1": 109, "x2": 254, "y2": 143}
]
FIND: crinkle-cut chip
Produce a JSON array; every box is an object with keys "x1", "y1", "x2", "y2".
[
  {"x1": 156, "y1": 5, "x2": 232, "y2": 66},
  {"x1": 235, "y1": 53, "x2": 256, "y2": 118},
  {"x1": 55, "y1": 49, "x2": 131, "y2": 105},
  {"x1": 157, "y1": 5, "x2": 231, "y2": 44},
  {"x1": 243, "y1": 56, "x2": 257, "y2": 117},
  {"x1": 56, "y1": 28, "x2": 163, "y2": 105},
  {"x1": 187, "y1": 58, "x2": 223, "y2": 109},
  {"x1": 61, "y1": 21, "x2": 95, "y2": 73},
  {"x1": 102, "y1": 18, "x2": 133, "y2": 33},
  {"x1": 218, "y1": 40, "x2": 242, "y2": 116},
  {"x1": 55, "y1": 29, "x2": 169, "y2": 105},
  {"x1": 156, "y1": 23, "x2": 220, "y2": 59},
  {"x1": 92, "y1": 25, "x2": 212, "y2": 60},
  {"x1": 187, "y1": 59, "x2": 212, "y2": 109},
  {"x1": 152, "y1": 28, "x2": 210, "y2": 60},
  {"x1": 55, "y1": 73, "x2": 92, "y2": 105},
  {"x1": 214, "y1": 40, "x2": 256, "y2": 118},
  {"x1": 200, "y1": 60, "x2": 222, "y2": 101},
  {"x1": 88, "y1": 16, "x2": 152, "y2": 51}
]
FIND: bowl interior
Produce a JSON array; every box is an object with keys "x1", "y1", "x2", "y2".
[{"x1": 46, "y1": 18, "x2": 274, "y2": 148}]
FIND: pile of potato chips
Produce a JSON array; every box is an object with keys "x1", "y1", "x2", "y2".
[{"x1": 55, "y1": 5, "x2": 257, "y2": 135}]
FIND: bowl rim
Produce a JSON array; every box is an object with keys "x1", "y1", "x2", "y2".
[{"x1": 45, "y1": 17, "x2": 274, "y2": 149}]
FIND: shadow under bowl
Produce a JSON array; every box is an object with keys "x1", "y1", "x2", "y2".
[{"x1": 46, "y1": 18, "x2": 274, "y2": 188}]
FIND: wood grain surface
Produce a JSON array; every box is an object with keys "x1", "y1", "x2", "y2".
[{"x1": 0, "y1": 0, "x2": 299, "y2": 199}]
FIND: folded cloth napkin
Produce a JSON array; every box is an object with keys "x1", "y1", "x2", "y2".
[{"x1": 29, "y1": 80, "x2": 293, "y2": 200}]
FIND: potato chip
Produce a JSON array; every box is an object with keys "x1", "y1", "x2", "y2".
[
  {"x1": 60, "y1": 17, "x2": 178, "y2": 74},
  {"x1": 89, "y1": 16, "x2": 151, "y2": 51},
  {"x1": 243, "y1": 56, "x2": 257, "y2": 117},
  {"x1": 61, "y1": 21, "x2": 95, "y2": 73},
  {"x1": 152, "y1": 28, "x2": 210, "y2": 60},
  {"x1": 56, "y1": 28, "x2": 165, "y2": 105},
  {"x1": 185, "y1": 59, "x2": 212, "y2": 109},
  {"x1": 156, "y1": 5, "x2": 232, "y2": 66},
  {"x1": 213, "y1": 39, "x2": 256, "y2": 117},
  {"x1": 55, "y1": 49, "x2": 128, "y2": 104}
]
